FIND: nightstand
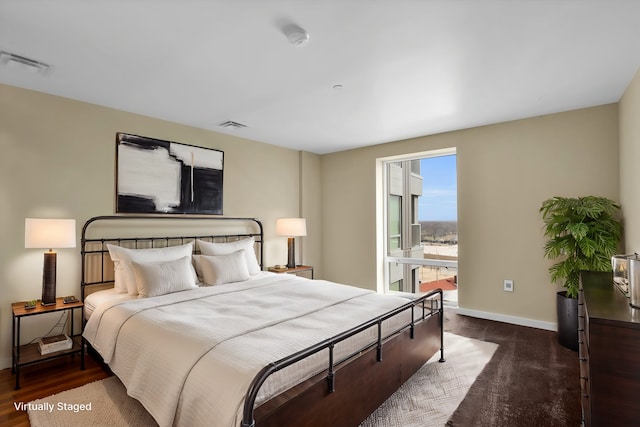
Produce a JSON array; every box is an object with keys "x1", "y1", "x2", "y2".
[
  {"x1": 11, "y1": 297, "x2": 85, "y2": 390},
  {"x1": 268, "y1": 265, "x2": 314, "y2": 279}
]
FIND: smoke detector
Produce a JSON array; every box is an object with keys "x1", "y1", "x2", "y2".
[{"x1": 283, "y1": 24, "x2": 309, "y2": 46}]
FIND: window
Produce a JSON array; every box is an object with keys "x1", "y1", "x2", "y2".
[{"x1": 380, "y1": 149, "x2": 458, "y2": 303}]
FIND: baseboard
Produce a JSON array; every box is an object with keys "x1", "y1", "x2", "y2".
[{"x1": 450, "y1": 307, "x2": 557, "y2": 332}]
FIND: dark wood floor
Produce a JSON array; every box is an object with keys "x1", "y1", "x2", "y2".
[
  {"x1": 0, "y1": 312, "x2": 581, "y2": 427},
  {"x1": 445, "y1": 310, "x2": 582, "y2": 426},
  {"x1": 0, "y1": 352, "x2": 111, "y2": 427}
]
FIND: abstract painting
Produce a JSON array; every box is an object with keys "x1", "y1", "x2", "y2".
[{"x1": 116, "y1": 133, "x2": 223, "y2": 214}]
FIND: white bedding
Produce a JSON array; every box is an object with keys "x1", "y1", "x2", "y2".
[
  {"x1": 83, "y1": 288, "x2": 135, "y2": 320},
  {"x1": 83, "y1": 273, "x2": 423, "y2": 427}
]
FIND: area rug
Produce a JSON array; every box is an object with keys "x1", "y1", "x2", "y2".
[
  {"x1": 28, "y1": 333, "x2": 497, "y2": 427},
  {"x1": 359, "y1": 332, "x2": 498, "y2": 427}
]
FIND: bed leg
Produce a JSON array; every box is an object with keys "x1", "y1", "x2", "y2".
[
  {"x1": 439, "y1": 292, "x2": 446, "y2": 363},
  {"x1": 410, "y1": 305, "x2": 415, "y2": 339},
  {"x1": 328, "y1": 344, "x2": 336, "y2": 393},
  {"x1": 376, "y1": 320, "x2": 383, "y2": 362},
  {"x1": 327, "y1": 372, "x2": 336, "y2": 393}
]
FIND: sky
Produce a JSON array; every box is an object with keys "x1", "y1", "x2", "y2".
[{"x1": 418, "y1": 154, "x2": 457, "y2": 221}]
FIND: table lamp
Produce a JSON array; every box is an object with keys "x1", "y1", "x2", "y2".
[
  {"x1": 276, "y1": 218, "x2": 307, "y2": 268},
  {"x1": 25, "y1": 218, "x2": 76, "y2": 306}
]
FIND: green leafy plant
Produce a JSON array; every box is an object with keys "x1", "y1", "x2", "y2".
[{"x1": 540, "y1": 196, "x2": 622, "y2": 298}]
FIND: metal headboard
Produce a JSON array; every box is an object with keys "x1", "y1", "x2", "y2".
[{"x1": 80, "y1": 215, "x2": 263, "y2": 301}]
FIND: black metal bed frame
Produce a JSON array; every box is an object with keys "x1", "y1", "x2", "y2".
[{"x1": 79, "y1": 215, "x2": 444, "y2": 427}]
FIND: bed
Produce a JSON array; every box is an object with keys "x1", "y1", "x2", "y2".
[{"x1": 80, "y1": 215, "x2": 444, "y2": 427}]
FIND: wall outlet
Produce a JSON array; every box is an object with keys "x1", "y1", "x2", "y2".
[{"x1": 503, "y1": 279, "x2": 514, "y2": 292}]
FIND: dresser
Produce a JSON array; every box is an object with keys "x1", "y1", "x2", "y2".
[{"x1": 579, "y1": 271, "x2": 640, "y2": 427}]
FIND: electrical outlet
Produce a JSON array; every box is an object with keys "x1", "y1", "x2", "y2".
[{"x1": 503, "y1": 279, "x2": 514, "y2": 292}]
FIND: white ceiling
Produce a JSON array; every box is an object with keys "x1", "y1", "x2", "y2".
[{"x1": 2, "y1": 1, "x2": 640, "y2": 155}]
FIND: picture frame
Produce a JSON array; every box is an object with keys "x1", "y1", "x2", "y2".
[{"x1": 115, "y1": 133, "x2": 223, "y2": 215}]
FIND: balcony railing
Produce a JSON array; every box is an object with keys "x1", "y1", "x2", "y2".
[{"x1": 385, "y1": 256, "x2": 458, "y2": 297}]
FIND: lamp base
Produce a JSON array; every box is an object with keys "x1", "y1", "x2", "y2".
[
  {"x1": 41, "y1": 251, "x2": 57, "y2": 306},
  {"x1": 286, "y1": 237, "x2": 296, "y2": 269}
]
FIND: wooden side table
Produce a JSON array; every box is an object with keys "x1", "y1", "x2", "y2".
[
  {"x1": 268, "y1": 265, "x2": 314, "y2": 279},
  {"x1": 11, "y1": 297, "x2": 85, "y2": 390}
]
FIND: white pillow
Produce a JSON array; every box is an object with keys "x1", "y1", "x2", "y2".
[
  {"x1": 131, "y1": 256, "x2": 198, "y2": 298},
  {"x1": 194, "y1": 251, "x2": 251, "y2": 286},
  {"x1": 107, "y1": 242, "x2": 195, "y2": 295},
  {"x1": 197, "y1": 238, "x2": 261, "y2": 275}
]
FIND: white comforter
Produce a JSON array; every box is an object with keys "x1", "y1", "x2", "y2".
[{"x1": 83, "y1": 273, "x2": 415, "y2": 427}]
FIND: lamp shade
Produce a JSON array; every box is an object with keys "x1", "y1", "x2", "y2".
[
  {"x1": 276, "y1": 218, "x2": 307, "y2": 237},
  {"x1": 25, "y1": 218, "x2": 76, "y2": 249}
]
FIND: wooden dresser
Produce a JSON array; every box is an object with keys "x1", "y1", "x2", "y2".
[{"x1": 579, "y1": 271, "x2": 640, "y2": 426}]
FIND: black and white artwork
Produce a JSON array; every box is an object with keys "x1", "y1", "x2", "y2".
[{"x1": 116, "y1": 133, "x2": 223, "y2": 215}]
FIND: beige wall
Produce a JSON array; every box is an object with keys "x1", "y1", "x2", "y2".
[
  {"x1": 620, "y1": 68, "x2": 640, "y2": 252},
  {"x1": 322, "y1": 105, "x2": 619, "y2": 327},
  {"x1": 0, "y1": 84, "x2": 315, "y2": 369}
]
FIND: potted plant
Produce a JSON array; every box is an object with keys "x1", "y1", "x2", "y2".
[{"x1": 540, "y1": 196, "x2": 622, "y2": 351}]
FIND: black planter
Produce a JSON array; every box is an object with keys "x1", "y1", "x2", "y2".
[{"x1": 556, "y1": 291, "x2": 578, "y2": 351}]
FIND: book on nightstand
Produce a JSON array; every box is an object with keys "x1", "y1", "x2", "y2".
[{"x1": 38, "y1": 334, "x2": 72, "y2": 355}]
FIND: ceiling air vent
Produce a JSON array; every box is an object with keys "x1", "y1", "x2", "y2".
[
  {"x1": 0, "y1": 51, "x2": 50, "y2": 74},
  {"x1": 218, "y1": 120, "x2": 247, "y2": 130}
]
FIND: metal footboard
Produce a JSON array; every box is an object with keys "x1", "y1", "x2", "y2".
[{"x1": 240, "y1": 288, "x2": 445, "y2": 427}]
